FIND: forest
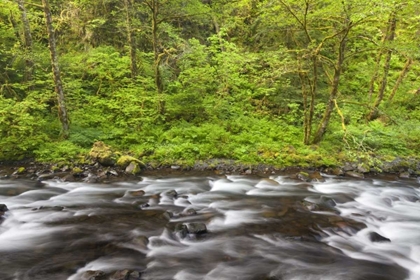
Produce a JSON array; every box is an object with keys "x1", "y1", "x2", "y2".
[{"x1": 0, "y1": 0, "x2": 419, "y2": 170}]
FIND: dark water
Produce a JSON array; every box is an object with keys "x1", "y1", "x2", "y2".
[{"x1": 0, "y1": 173, "x2": 419, "y2": 280}]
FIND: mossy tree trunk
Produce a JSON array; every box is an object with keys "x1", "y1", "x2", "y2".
[
  {"x1": 312, "y1": 24, "x2": 350, "y2": 144},
  {"x1": 388, "y1": 57, "x2": 412, "y2": 102},
  {"x1": 42, "y1": 0, "x2": 69, "y2": 138},
  {"x1": 367, "y1": 10, "x2": 397, "y2": 121}
]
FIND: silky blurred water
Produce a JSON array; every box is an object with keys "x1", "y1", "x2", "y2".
[{"x1": 0, "y1": 174, "x2": 418, "y2": 280}]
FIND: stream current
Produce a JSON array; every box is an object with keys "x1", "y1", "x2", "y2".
[{"x1": 0, "y1": 173, "x2": 419, "y2": 280}]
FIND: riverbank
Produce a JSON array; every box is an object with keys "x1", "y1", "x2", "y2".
[{"x1": 1, "y1": 154, "x2": 419, "y2": 185}]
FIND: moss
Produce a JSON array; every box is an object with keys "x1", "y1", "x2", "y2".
[
  {"x1": 72, "y1": 167, "x2": 83, "y2": 174},
  {"x1": 116, "y1": 155, "x2": 145, "y2": 169},
  {"x1": 17, "y1": 167, "x2": 26, "y2": 174},
  {"x1": 126, "y1": 162, "x2": 141, "y2": 174},
  {"x1": 89, "y1": 141, "x2": 118, "y2": 166}
]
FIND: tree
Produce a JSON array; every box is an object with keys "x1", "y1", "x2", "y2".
[
  {"x1": 124, "y1": 0, "x2": 138, "y2": 79},
  {"x1": 42, "y1": 0, "x2": 69, "y2": 137},
  {"x1": 16, "y1": 0, "x2": 34, "y2": 83},
  {"x1": 367, "y1": 8, "x2": 397, "y2": 121}
]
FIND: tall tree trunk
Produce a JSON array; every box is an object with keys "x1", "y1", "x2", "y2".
[
  {"x1": 16, "y1": 0, "x2": 34, "y2": 83},
  {"x1": 367, "y1": 17, "x2": 393, "y2": 99},
  {"x1": 147, "y1": 0, "x2": 163, "y2": 93},
  {"x1": 367, "y1": 11, "x2": 397, "y2": 121},
  {"x1": 388, "y1": 57, "x2": 412, "y2": 102},
  {"x1": 312, "y1": 28, "x2": 349, "y2": 144},
  {"x1": 124, "y1": 0, "x2": 138, "y2": 79},
  {"x1": 42, "y1": 0, "x2": 69, "y2": 138}
]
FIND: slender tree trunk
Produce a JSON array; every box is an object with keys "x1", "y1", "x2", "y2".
[
  {"x1": 312, "y1": 29, "x2": 349, "y2": 144},
  {"x1": 388, "y1": 57, "x2": 412, "y2": 102},
  {"x1": 42, "y1": 0, "x2": 69, "y2": 138},
  {"x1": 16, "y1": 0, "x2": 34, "y2": 83},
  {"x1": 124, "y1": 0, "x2": 138, "y2": 79},
  {"x1": 148, "y1": 1, "x2": 163, "y2": 93},
  {"x1": 367, "y1": 11, "x2": 397, "y2": 121}
]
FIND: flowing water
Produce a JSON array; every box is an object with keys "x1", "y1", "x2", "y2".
[{"x1": 0, "y1": 173, "x2": 419, "y2": 280}]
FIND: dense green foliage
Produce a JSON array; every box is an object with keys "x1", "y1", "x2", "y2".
[{"x1": 1, "y1": 0, "x2": 419, "y2": 168}]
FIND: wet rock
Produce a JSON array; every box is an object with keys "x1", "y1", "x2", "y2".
[
  {"x1": 343, "y1": 162, "x2": 356, "y2": 172},
  {"x1": 84, "y1": 173, "x2": 99, "y2": 183},
  {"x1": 399, "y1": 172, "x2": 410, "y2": 179},
  {"x1": 300, "y1": 197, "x2": 338, "y2": 213},
  {"x1": 345, "y1": 171, "x2": 364, "y2": 179},
  {"x1": 128, "y1": 190, "x2": 145, "y2": 197},
  {"x1": 186, "y1": 222, "x2": 207, "y2": 234},
  {"x1": 12, "y1": 167, "x2": 26, "y2": 175},
  {"x1": 175, "y1": 223, "x2": 188, "y2": 239},
  {"x1": 0, "y1": 204, "x2": 8, "y2": 216},
  {"x1": 162, "y1": 211, "x2": 173, "y2": 220},
  {"x1": 171, "y1": 165, "x2": 181, "y2": 170},
  {"x1": 62, "y1": 173, "x2": 76, "y2": 182},
  {"x1": 110, "y1": 269, "x2": 142, "y2": 280},
  {"x1": 296, "y1": 171, "x2": 311, "y2": 182},
  {"x1": 140, "y1": 203, "x2": 150, "y2": 208},
  {"x1": 357, "y1": 163, "x2": 370, "y2": 174},
  {"x1": 181, "y1": 208, "x2": 197, "y2": 216},
  {"x1": 34, "y1": 179, "x2": 46, "y2": 188},
  {"x1": 117, "y1": 155, "x2": 145, "y2": 169},
  {"x1": 133, "y1": 235, "x2": 149, "y2": 249},
  {"x1": 82, "y1": 270, "x2": 105, "y2": 280},
  {"x1": 126, "y1": 162, "x2": 141, "y2": 175},
  {"x1": 128, "y1": 271, "x2": 141, "y2": 280},
  {"x1": 369, "y1": 231, "x2": 391, "y2": 243},
  {"x1": 163, "y1": 189, "x2": 178, "y2": 198},
  {"x1": 309, "y1": 171, "x2": 325, "y2": 182},
  {"x1": 320, "y1": 196, "x2": 337, "y2": 208},
  {"x1": 32, "y1": 206, "x2": 64, "y2": 211}
]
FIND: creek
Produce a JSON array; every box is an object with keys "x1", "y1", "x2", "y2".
[{"x1": 0, "y1": 173, "x2": 419, "y2": 280}]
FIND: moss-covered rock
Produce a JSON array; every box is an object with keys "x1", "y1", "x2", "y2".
[
  {"x1": 72, "y1": 167, "x2": 83, "y2": 175},
  {"x1": 125, "y1": 161, "x2": 141, "y2": 175},
  {"x1": 89, "y1": 141, "x2": 118, "y2": 167},
  {"x1": 116, "y1": 155, "x2": 145, "y2": 169}
]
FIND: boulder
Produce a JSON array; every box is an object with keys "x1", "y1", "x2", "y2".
[
  {"x1": 89, "y1": 141, "x2": 119, "y2": 167},
  {"x1": 117, "y1": 155, "x2": 145, "y2": 169}
]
